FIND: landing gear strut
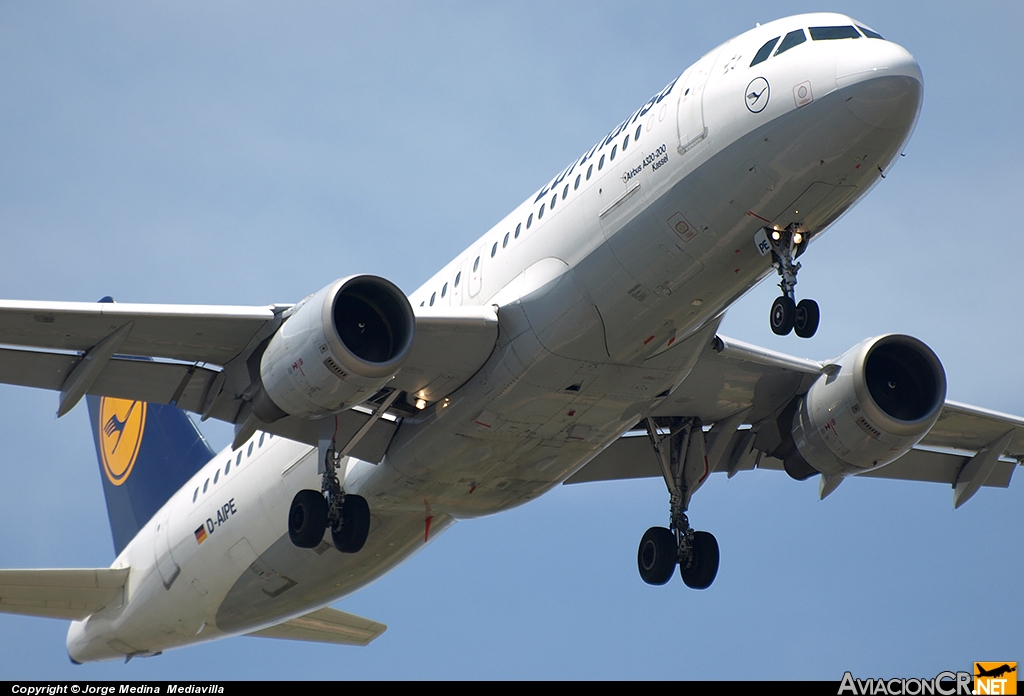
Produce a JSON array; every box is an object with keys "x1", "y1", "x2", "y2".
[
  {"x1": 766, "y1": 224, "x2": 819, "y2": 338},
  {"x1": 636, "y1": 417, "x2": 720, "y2": 590},
  {"x1": 287, "y1": 442, "x2": 370, "y2": 553}
]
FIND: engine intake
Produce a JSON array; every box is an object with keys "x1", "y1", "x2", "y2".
[
  {"x1": 253, "y1": 276, "x2": 415, "y2": 421},
  {"x1": 776, "y1": 334, "x2": 946, "y2": 480}
]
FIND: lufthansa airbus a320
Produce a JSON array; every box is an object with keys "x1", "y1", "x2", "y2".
[{"x1": 0, "y1": 13, "x2": 1021, "y2": 663}]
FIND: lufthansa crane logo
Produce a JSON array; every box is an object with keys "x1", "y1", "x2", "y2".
[
  {"x1": 745, "y1": 77, "x2": 770, "y2": 113},
  {"x1": 98, "y1": 397, "x2": 147, "y2": 486}
]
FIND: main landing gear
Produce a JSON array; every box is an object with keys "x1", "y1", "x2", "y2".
[
  {"x1": 637, "y1": 417, "x2": 720, "y2": 590},
  {"x1": 766, "y1": 224, "x2": 819, "y2": 338},
  {"x1": 288, "y1": 443, "x2": 370, "y2": 554}
]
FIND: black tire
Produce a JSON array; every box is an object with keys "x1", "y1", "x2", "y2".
[
  {"x1": 770, "y1": 296, "x2": 796, "y2": 336},
  {"x1": 331, "y1": 494, "x2": 371, "y2": 553},
  {"x1": 680, "y1": 531, "x2": 719, "y2": 590},
  {"x1": 794, "y1": 299, "x2": 820, "y2": 339},
  {"x1": 288, "y1": 490, "x2": 328, "y2": 548},
  {"x1": 637, "y1": 527, "x2": 677, "y2": 586}
]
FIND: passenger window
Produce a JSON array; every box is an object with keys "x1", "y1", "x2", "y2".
[
  {"x1": 259, "y1": 433, "x2": 265, "y2": 447},
  {"x1": 515, "y1": 223, "x2": 522, "y2": 238},
  {"x1": 598, "y1": 155, "x2": 605, "y2": 171},
  {"x1": 491, "y1": 242, "x2": 497, "y2": 257},
  {"x1": 455, "y1": 271, "x2": 461, "y2": 287},
  {"x1": 527, "y1": 213, "x2": 533, "y2": 229},
  {"x1": 203, "y1": 479, "x2": 209, "y2": 493},
  {"x1": 214, "y1": 470, "x2": 220, "y2": 484},
  {"x1": 562, "y1": 184, "x2": 569, "y2": 199},
  {"x1": 634, "y1": 125, "x2": 642, "y2": 140},
  {"x1": 420, "y1": 301, "x2": 425, "y2": 307},
  {"x1": 550, "y1": 193, "x2": 556, "y2": 210},
  {"x1": 750, "y1": 37, "x2": 780, "y2": 66},
  {"x1": 623, "y1": 134, "x2": 629, "y2": 151},
  {"x1": 574, "y1": 174, "x2": 581, "y2": 190},
  {"x1": 586, "y1": 164, "x2": 593, "y2": 180},
  {"x1": 225, "y1": 460, "x2": 231, "y2": 475},
  {"x1": 775, "y1": 29, "x2": 806, "y2": 55},
  {"x1": 473, "y1": 256, "x2": 480, "y2": 271},
  {"x1": 610, "y1": 145, "x2": 617, "y2": 161},
  {"x1": 441, "y1": 282, "x2": 448, "y2": 297},
  {"x1": 236, "y1": 453, "x2": 242, "y2": 467},
  {"x1": 538, "y1": 204, "x2": 545, "y2": 220},
  {"x1": 810, "y1": 26, "x2": 861, "y2": 40},
  {"x1": 430, "y1": 292, "x2": 436, "y2": 306},
  {"x1": 502, "y1": 232, "x2": 509, "y2": 248},
  {"x1": 857, "y1": 25, "x2": 884, "y2": 39},
  {"x1": 193, "y1": 488, "x2": 198, "y2": 502},
  {"x1": 247, "y1": 442, "x2": 254, "y2": 457}
]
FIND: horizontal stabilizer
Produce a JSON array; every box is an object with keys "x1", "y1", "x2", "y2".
[
  {"x1": 245, "y1": 606, "x2": 386, "y2": 646},
  {"x1": 0, "y1": 568, "x2": 129, "y2": 620}
]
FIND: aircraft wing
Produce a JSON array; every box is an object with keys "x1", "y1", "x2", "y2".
[
  {"x1": 245, "y1": 606, "x2": 386, "y2": 646},
  {"x1": 0, "y1": 298, "x2": 498, "y2": 451},
  {"x1": 0, "y1": 568, "x2": 130, "y2": 621},
  {"x1": 567, "y1": 334, "x2": 1024, "y2": 507}
]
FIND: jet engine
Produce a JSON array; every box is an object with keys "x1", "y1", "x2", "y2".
[
  {"x1": 776, "y1": 334, "x2": 946, "y2": 480},
  {"x1": 251, "y1": 276, "x2": 415, "y2": 421}
]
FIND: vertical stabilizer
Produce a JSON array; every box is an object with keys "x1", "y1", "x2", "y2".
[{"x1": 86, "y1": 395, "x2": 216, "y2": 555}]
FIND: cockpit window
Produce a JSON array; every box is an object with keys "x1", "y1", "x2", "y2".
[
  {"x1": 750, "y1": 37, "x2": 779, "y2": 67},
  {"x1": 809, "y1": 26, "x2": 861, "y2": 41},
  {"x1": 774, "y1": 29, "x2": 806, "y2": 56},
  {"x1": 857, "y1": 25, "x2": 884, "y2": 40}
]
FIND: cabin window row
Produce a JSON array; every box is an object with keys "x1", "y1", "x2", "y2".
[
  {"x1": 191, "y1": 432, "x2": 273, "y2": 503},
  {"x1": 421, "y1": 124, "x2": 645, "y2": 307}
]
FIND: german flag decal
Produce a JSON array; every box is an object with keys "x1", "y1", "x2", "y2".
[{"x1": 194, "y1": 525, "x2": 208, "y2": 545}]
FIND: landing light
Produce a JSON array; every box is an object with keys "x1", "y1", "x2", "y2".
[
  {"x1": 415, "y1": 398, "x2": 427, "y2": 410},
  {"x1": 771, "y1": 230, "x2": 781, "y2": 241},
  {"x1": 793, "y1": 232, "x2": 803, "y2": 244}
]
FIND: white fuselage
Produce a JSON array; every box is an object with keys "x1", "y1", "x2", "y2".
[{"x1": 67, "y1": 13, "x2": 923, "y2": 661}]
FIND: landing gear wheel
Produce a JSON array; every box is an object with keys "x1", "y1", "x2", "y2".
[
  {"x1": 794, "y1": 299, "x2": 820, "y2": 339},
  {"x1": 288, "y1": 490, "x2": 328, "y2": 549},
  {"x1": 638, "y1": 527, "x2": 677, "y2": 586},
  {"x1": 679, "y1": 531, "x2": 719, "y2": 590},
  {"x1": 331, "y1": 494, "x2": 371, "y2": 553},
  {"x1": 770, "y1": 296, "x2": 796, "y2": 335}
]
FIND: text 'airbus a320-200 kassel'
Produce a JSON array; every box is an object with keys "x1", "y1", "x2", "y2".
[{"x1": 0, "y1": 13, "x2": 1021, "y2": 663}]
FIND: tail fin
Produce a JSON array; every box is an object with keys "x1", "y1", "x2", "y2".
[{"x1": 86, "y1": 395, "x2": 216, "y2": 555}]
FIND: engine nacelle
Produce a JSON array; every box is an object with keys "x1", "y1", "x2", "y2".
[
  {"x1": 778, "y1": 334, "x2": 946, "y2": 479},
  {"x1": 252, "y1": 275, "x2": 415, "y2": 421}
]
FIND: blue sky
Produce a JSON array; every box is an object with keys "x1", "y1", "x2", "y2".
[{"x1": 1, "y1": 0, "x2": 1021, "y2": 680}]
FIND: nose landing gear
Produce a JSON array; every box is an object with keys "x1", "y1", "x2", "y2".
[{"x1": 766, "y1": 224, "x2": 819, "y2": 338}]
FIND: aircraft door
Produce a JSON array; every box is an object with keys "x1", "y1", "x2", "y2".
[
  {"x1": 451, "y1": 259, "x2": 468, "y2": 305},
  {"x1": 153, "y1": 511, "x2": 180, "y2": 589},
  {"x1": 468, "y1": 245, "x2": 485, "y2": 298},
  {"x1": 676, "y1": 47, "x2": 721, "y2": 155}
]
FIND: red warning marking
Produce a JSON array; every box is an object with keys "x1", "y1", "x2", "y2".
[
  {"x1": 474, "y1": 420, "x2": 491, "y2": 427},
  {"x1": 423, "y1": 498, "x2": 433, "y2": 542},
  {"x1": 469, "y1": 484, "x2": 477, "y2": 494},
  {"x1": 667, "y1": 337, "x2": 675, "y2": 346},
  {"x1": 643, "y1": 335, "x2": 655, "y2": 345},
  {"x1": 698, "y1": 455, "x2": 710, "y2": 484},
  {"x1": 568, "y1": 410, "x2": 575, "y2": 417},
  {"x1": 747, "y1": 211, "x2": 771, "y2": 223}
]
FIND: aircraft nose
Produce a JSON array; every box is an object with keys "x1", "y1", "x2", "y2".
[{"x1": 836, "y1": 41, "x2": 923, "y2": 131}]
